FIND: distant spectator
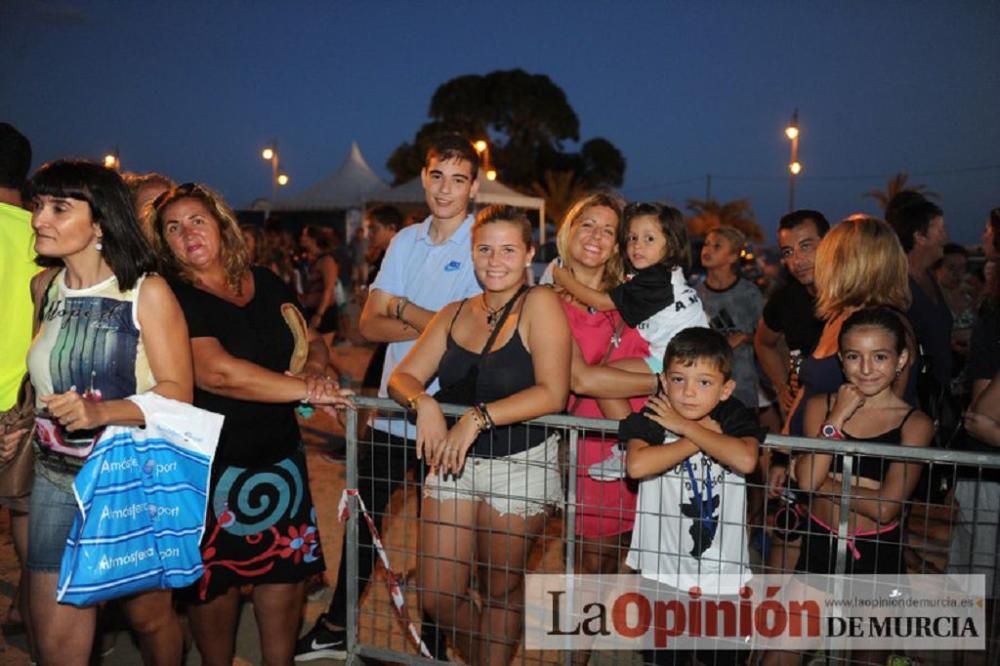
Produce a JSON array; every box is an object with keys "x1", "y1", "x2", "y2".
[
  {"x1": 359, "y1": 205, "x2": 403, "y2": 391},
  {"x1": 934, "y1": 242, "x2": 976, "y2": 390},
  {"x1": 888, "y1": 196, "x2": 953, "y2": 387},
  {"x1": 697, "y1": 226, "x2": 763, "y2": 410},
  {"x1": 239, "y1": 223, "x2": 275, "y2": 271},
  {"x1": 299, "y1": 225, "x2": 342, "y2": 335},
  {"x1": 123, "y1": 172, "x2": 174, "y2": 229},
  {"x1": 364, "y1": 204, "x2": 403, "y2": 287}
]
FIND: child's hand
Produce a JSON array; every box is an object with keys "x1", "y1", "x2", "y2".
[
  {"x1": 699, "y1": 415, "x2": 723, "y2": 434},
  {"x1": 552, "y1": 264, "x2": 570, "y2": 287},
  {"x1": 644, "y1": 394, "x2": 688, "y2": 436},
  {"x1": 727, "y1": 332, "x2": 752, "y2": 349},
  {"x1": 827, "y1": 384, "x2": 866, "y2": 428}
]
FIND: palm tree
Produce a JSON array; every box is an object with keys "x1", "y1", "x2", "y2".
[
  {"x1": 863, "y1": 172, "x2": 939, "y2": 212},
  {"x1": 529, "y1": 170, "x2": 591, "y2": 229},
  {"x1": 684, "y1": 197, "x2": 764, "y2": 242}
]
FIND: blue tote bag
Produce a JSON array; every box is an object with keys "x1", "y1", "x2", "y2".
[{"x1": 57, "y1": 394, "x2": 223, "y2": 606}]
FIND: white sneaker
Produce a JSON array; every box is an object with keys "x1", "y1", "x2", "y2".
[{"x1": 588, "y1": 445, "x2": 627, "y2": 481}]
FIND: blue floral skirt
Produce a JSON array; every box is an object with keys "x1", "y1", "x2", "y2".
[{"x1": 188, "y1": 447, "x2": 325, "y2": 601}]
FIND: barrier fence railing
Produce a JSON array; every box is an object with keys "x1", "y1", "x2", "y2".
[{"x1": 339, "y1": 396, "x2": 1000, "y2": 665}]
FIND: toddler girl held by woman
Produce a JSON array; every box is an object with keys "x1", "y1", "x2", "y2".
[{"x1": 553, "y1": 202, "x2": 707, "y2": 375}]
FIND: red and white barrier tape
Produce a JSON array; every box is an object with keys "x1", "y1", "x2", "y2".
[{"x1": 338, "y1": 488, "x2": 433, "y2": 659}]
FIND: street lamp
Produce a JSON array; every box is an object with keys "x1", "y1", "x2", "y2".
[
  {"x1": 261, "y1": 140, "x2": 289, "y2": 212},
  {"x1": 103, "y1": 147, "x2": 120, "y2": 171},
  {"x1": 785, "y1": 110, "x2": 801, "y2": 212},
  {"x1": 474, "y1": 138, "x2": 496, "y2": 180}
]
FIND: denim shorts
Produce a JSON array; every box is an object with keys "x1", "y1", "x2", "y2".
[{"x1": 27, "y1": 469, "x2": 78, "y2": 572}]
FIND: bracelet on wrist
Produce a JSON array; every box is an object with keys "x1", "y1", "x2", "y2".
[
  {"x1": 464, "y1": 407, "x2": 486, "y2": 433},
  {"x1": 395, "y1": 297, "x2": 409, "y2": 321},
  {"x1": 477, "y1": 402, "x2": 495, "y2": 430},
  {"x1": 820, "y1": 423, "x2": 845, "y2": 440},
  {"x1": 406, "y1": 391, "x2": 428, "y2": 411}
]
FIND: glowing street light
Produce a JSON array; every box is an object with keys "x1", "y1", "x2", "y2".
[
  {"x1": 473, "y1": 138, "x2": 497, "y2": 181},
  {"x1": 103, "y1": 147, "x2": 120, "y2": 170},
  {"x1": 785, "y1": 110, "x2": 801, "y2": 212},
  {"x1": 261, "y1": 140, "x2": 289, "y2": 215}
]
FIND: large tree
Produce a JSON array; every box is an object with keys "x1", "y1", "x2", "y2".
[{"x1": 387, "y1": 70, "x2": 625, "y2": 195}]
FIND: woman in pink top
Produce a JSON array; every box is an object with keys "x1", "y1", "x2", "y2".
[{"x1": 550, "y1": 194, "x2": 658, "y2": 574}]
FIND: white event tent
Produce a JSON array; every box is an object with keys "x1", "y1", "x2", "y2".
[
  {"x1": 271, "y1": 142, "x2": 387, "y2": 212},
  {"x1": 370, "y1": 172, "x2": 548, "y2": 244}
]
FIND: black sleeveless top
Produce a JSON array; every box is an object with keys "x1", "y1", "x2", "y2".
[
  {"x1": 825, "y1": 393, "x2": 916, "y2": 483},
  {"x1": 438, "y1": 292, "x2": 546, "y2": 458}
]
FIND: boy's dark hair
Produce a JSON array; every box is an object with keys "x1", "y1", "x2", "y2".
[
  {"x1": 890, "y1": 198, "x2": 944, "y2": 253},
  {"x1": 622, "y1": 201, "x2": 691, "y2": 271},
  {"x1": 28, "y1": 160, "x2": 156, "y2": 290},
  {"x1": 425, "y1": 133, "x2": 480, "y2": 179},
  {"x1": 0, "y1": 122, "x2": 32, "y2": 190},
  {"x1": 367, "y1": 204, "x2": 403, "y2": 231},
  {"x1": 663, "y1": 327, "x2": 733, "y2": 380},
  {"x1": 778, "y1": 209, "x2": 830, "y2": 236}
]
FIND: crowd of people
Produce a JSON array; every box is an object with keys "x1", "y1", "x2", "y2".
[{"x1": 1, "y1": 122, "x2": 999, "y2": 665}]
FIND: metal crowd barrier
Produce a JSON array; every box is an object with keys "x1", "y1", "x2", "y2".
[{"x1": 338, "y1": 396, "x2": 1000, "y2": 665}]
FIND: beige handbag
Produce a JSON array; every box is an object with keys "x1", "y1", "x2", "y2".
[{"x1": 0, "y1": 376, "x2": 36, "y2": 499}]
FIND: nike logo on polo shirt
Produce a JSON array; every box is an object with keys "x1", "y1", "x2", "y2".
[{"x1": 444, "y1": 261, "x2": 462, "y2": 272}]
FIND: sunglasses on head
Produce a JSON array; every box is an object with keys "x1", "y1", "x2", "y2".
[{"x1": 151, "y1": 182, "x2": 207, "y2": 211}]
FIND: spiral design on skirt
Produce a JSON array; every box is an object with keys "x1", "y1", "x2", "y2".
[{"x1": 211, "y1": 458, "x2": 304, "y2": 536}]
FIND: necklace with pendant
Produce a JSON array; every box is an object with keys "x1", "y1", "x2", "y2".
[{"x1": 482, "y1": 288, "x2": 523, "y2": 331}]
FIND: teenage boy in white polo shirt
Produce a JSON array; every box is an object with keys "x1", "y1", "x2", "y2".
[{"x1": 296, "y1": 134, "x2": 483, "y2": 661}]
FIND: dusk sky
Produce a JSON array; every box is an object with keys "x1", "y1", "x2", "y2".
[{"x1": 3, "y1": 1, "x2": 997, "y2": 243}]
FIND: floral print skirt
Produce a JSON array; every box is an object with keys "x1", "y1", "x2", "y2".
[{"x1": 188, "y1": 446, "x2": 325, "y2": 601}]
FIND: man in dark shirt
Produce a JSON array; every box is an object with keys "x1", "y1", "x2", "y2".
[
  {"x1": 888, "y1": 196, "x2": 953, "y2": 387},
  {"x1": 754, "y1": 209, "x2": 829, "y2": 420}
]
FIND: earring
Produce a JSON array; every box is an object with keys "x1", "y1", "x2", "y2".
[{"x1": 95, "y1": 240, "x2": 103, "y2": 252}]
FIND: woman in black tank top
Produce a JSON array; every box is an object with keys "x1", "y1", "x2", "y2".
[
  {"x1": 389, "y1": 206, "x2": 571, "y2": 665},
  {"x1": 793, "y1": 308, "x2": 933, "y2": 576}
]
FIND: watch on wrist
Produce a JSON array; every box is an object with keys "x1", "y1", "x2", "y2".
[{"x1": 820, "y1": 423, "x2": 844, "y2": 440}]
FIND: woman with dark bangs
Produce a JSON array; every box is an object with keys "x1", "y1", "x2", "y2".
[{"x1": 25, "y1": 160, "x2": 192, "y2": 666}]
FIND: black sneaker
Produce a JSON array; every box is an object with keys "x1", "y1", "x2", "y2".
[{"x1": 294, "y1": 618, "x2": 347, "y2": 661}]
